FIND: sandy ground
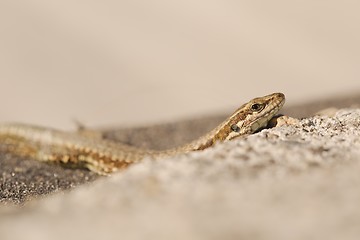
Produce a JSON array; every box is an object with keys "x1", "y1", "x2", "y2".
[{"x1": 1, "y1": 96, "x2": 360, "y2": 240}]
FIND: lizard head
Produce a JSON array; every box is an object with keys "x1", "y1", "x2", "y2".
[{"x1": 216, "y1": 92, "x2": 285, "y2": 141}]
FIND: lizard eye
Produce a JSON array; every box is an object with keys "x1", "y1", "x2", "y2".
[
  {"x1": 250, "y1": 103, "x2": 264, "y2": 112},
  {"x1": 231, "y1": 124, "x2": 240, "y2": 132}
]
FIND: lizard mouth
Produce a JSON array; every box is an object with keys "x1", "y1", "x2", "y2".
[{"x1": 250, "y1": 112, "x2": 278, "y2": 133}]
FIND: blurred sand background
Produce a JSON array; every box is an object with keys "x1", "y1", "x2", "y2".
[{"x1": 1, "y1": 0, "x2": 360, "y2": 129}]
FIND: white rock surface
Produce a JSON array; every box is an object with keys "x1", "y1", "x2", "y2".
[{"x1": 1, "y1": 109, "x2": 360, "y2": 240}]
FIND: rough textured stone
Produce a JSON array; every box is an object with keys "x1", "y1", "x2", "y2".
[{"x1": 1, "y1": 108, "x2": 360, "y2": 240}]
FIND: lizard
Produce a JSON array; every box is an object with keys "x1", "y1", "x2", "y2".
[{"x1": 0, "y1": 92, "x2": 285, "y2": 175}]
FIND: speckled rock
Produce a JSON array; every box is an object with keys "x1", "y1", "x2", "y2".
[{"x1": 1, "y1": 109, "x2": 360, "y2": 240}]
